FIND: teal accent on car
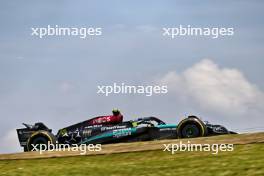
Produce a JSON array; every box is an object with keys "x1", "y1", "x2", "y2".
[
  {"x1": 80, "y1": 127, "x2": 137, "y2": 144},
  {"x1": 157, "y1": 124, "x2": 177, "y2": 128},
  {"x1": 80, "y1": 131, "x2": 114, "y2": 144}
]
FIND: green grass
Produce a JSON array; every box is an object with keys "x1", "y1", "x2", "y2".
[{"x1": 0, "y1": 143, "x2": 263, "y2": 176}]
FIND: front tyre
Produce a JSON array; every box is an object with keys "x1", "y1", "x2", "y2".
[{"x1": 177, "y1": 116, "x2": 207, "y2": 138}]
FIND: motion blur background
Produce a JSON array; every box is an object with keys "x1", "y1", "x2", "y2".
[{"x1": 0, "y1": 1, "x2": 264, "y2": 153}]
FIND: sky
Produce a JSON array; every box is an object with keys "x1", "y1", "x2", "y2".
[{"x1": 0, "y1": 1, "x2": 264, "y2": 153}]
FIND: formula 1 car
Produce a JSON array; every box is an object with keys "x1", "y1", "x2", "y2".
[{"x1": 17, "y1": 111, "x2": 236, "y2": 151}]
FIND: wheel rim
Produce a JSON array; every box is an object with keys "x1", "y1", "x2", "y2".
[
  {"x1": 186, "y1": 128, "x2": 194, "y2": 136},
  {"x1": 31, "y1": 137, "x2": 48, "y2": 151},
  {"x1": 182, "y1": 124, "x2": 200, "y2": 138}
]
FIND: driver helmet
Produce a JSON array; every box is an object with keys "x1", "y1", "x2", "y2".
[{"x1": 112, "y1": 108, "x2": 120, "y2": 116}]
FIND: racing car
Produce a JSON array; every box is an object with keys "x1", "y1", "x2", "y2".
[{"x1": 17, "y1": 109, "x2": 236, "y2": 151}]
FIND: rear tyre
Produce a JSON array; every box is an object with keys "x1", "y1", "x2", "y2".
[
  {"x1": 26, "y1": 131, "x2": 56, "y2": 152},
  {"x1": 23, "y1": 146, "x2": 28, "y2": 152},
  {"x1": 177, "y1": 117, "x2": 207, "y2": 138}
]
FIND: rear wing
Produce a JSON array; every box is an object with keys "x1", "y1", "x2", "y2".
[
  {"x1": 16, "y1": 128, "x2": 34, "y2": 147},
  {"x1": 16, "y1": 122, "x2": 52, "y2": 147}
]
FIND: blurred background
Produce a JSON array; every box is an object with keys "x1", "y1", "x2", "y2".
[{"x1": 0, "y1": 1, "x2": 264, "y2": 153}]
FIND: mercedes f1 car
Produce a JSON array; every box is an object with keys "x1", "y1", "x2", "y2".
[{"x1": 17, "y1": 111, "x2": 236, "y2": 151}]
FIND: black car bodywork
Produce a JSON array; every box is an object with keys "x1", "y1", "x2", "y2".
[{"x1": 17, "y1": 115, "x2": 236, "y2": 152}]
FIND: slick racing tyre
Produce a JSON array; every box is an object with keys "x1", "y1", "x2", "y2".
[
  {"x1": 26, "y1": 130, "x2": 57, "y2": 152},
  {"x1": 177, "y1": 116, "x2": 207, "y2": 138}
]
